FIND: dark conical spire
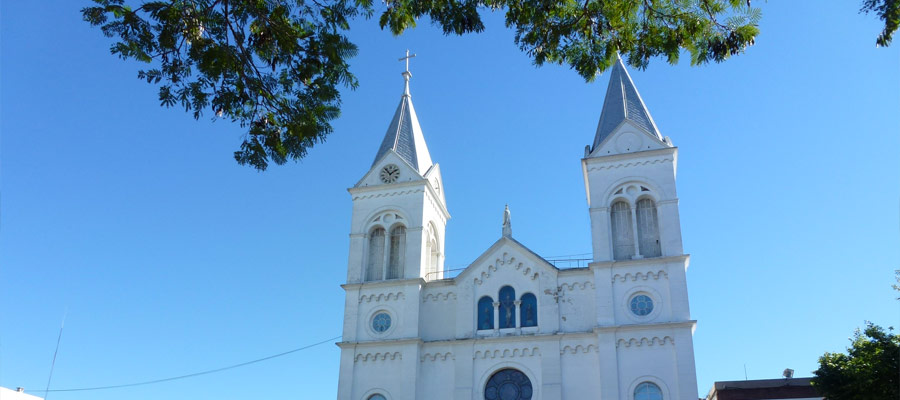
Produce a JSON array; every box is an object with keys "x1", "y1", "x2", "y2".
[
  {"x1": 590, "y1": 56, "x2": 662, "y2": 154},
  {"x1": 371, "y1": 69, "x2": 433, "y2": 173}
]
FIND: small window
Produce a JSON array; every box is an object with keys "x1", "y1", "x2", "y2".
[
  {"x1": 630, "y1": 294, "x2": 654, "y2": 316},
  {"x1": 368, "y1": 394, "x2": 387, "y2": 400},
  {"x1": 372, "y1": 312, "x2": 392, "y2": 333},
  {"x1": 478, "y1": 296, "x2": 494, "y2": 330},
  {"x1": 634, "y1": 382, "x2": 663, "y2": 400},
  {"x1": 498, "y1": 286, "x2": 516, "y2": 329},
  {"x1": 520, "y1": 293, "x2": 537, "y2": 327}
]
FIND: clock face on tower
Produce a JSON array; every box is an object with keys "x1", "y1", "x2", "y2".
[{"x1": 380, "y1": 164, "x2": 400, "y2": 183}]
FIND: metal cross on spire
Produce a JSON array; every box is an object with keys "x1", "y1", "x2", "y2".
[{"x1": 399, "y1": 49, "x2": 416, "y2": 73}]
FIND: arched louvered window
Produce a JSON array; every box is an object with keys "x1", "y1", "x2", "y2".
[
  {"x1": 636, "y1": 198, "x2": 661, "y2": 258},
  {"x1": 611, "y1": 201, "x2": 635, "y2": 260},
  {"x1": 634, "y1": 382, "x2": 663, "y2": 400},
  {"x1": 387, "y1": 226, "x2": 406, "y2": 279},
  {"x1": 477, "y1": 296, "x2": 494, "y2": 330},
  {"x1": 366, "y1": 228, "x2": 385, "y2": 281},
  {"x1": 520, "y1": 293, "x2": 537, "y2": 327},
  {"x1": 498, "y1": 286, "x2": 516, "y2": 329}
]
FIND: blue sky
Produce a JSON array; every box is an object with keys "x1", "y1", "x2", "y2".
[{"x1": 1, "y1": 1, "x2": 898, "y2": 399}]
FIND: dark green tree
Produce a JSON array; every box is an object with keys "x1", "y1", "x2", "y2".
[
  {"x1": 82, "y1": 0, "x2": 764, "y2": 170},
  {"x1": 862, "y1": 0, "x2": 900, "y2": 46},
  {"x1": 811, "y1": 322, "x2": 900, "y2": 399}
]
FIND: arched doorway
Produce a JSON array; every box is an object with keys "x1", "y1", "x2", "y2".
[{"x1": 484, "y1": 368, "x2": 533, "y2": 400}]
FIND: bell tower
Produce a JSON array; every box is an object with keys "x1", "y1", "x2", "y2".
[
  {"x1": 345, "y1": 55, "x2": 449, "y2": 285},
  {"x1": 581, "y1": 56, "x2": 699, "y2": 400}
]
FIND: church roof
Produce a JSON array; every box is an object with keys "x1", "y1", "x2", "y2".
[
  {"x1": 372, "y1": 72, "x2": 433, "y2": 174},
  {"x1": 591, "y1": 56, "x2": 663, "y2": 153}
]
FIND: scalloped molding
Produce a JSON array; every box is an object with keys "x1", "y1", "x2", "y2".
[
  {"x1": 352, "y1": 188, "x2": 425, "y2": 201},
  {"x1": 359, "y1": 292, "x2": 406, "y2": 303},
  {"x1": 355, "y1": 351, "x2": 403, "y2": 362},
  {"x1": 422, "y1": 292, "x2": 457, "y2": 302},
  {"x1": 560, "y1": 344, "x2": 599, "y2": 355},
  {"x1": 420, "y1": 352, "x2": 454, "y2": 362},
  {"x1": 616, "y1": 336, "x2": 674, "y2": 348},
  {"x1": 587, "y1": 158, "x2": 673, "y2": 172},
  {"x1": 473, "y1": 347, "x2": 540, "y2": 359},
  {"x1": 474, "y1": 252, "x2": 539, "y2": 286},
  {"x1": 612, "y1": 270, "x2": 668, "y2": 283},
  {"x1": 559, "y1": 281, "x2": 595, "y2": 291}
]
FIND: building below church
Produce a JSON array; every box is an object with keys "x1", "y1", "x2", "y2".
[
  {"x1": 704, "y1": 377, "x2": 822, "y2": 400},
  {"x1": 336, "y1": 57, "x2": 699, "y2": 400}
]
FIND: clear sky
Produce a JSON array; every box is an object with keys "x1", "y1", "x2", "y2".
[{"x1": 1, "y1": 1, "x2": 898, "y2": 399}]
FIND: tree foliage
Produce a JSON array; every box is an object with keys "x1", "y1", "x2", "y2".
[
  {"x1": 812, "y1": 322, "x2": 900, "y2": 400},
  {"x1": 862, "y1": 0, "x2": 900, "y2": 47},
  {"x1": 83, "y1": 0, "x2": 760, "y2": 170}
]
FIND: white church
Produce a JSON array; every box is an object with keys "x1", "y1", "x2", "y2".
[{"x1": 336, "y1": 56, "x2": 699, "y2": 400}]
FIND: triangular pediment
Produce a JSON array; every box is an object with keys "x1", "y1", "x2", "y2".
[
  {"x1": 455, "y1": 237, "x2": 558, "y2": 286},
  {"x1": 590, "y1": 120, "x2": 669, "y2": 157},
  {"x1": 422, "y1": 163, "x2": 446, "y2": 205},
  {"x1": 354, "y1": 149, "x2": 426, "y2": 188}
]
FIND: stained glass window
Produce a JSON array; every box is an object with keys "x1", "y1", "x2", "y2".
[
  {"x1": 520, "y1": 293, "x2": 537, "y2": 327},
  {"x1": 372, "y1": 312, "x2": 391, "y2": 333},
  {"x1": 498, "y1": 286, "x2": 516, "y2": 329},
  {"x1": 484, "y1": 368, "x2": 532, "y2": 400},
  {"x1": 478, "y1": 296, "x2": 494, "y2": 330},
  {"x1": 634, "y1": 382, "x2": 663, "y2": 400},
  {"x1": 630, "y1": 294, "x2": 654, "y2": 316}
]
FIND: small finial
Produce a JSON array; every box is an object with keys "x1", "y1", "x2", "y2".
[
  {"x1": 502, "y1": 204, "x2": 512, "y2": 237},
  {"x1": 398, "y1": 49, "x2": 416, "y2": 96}
]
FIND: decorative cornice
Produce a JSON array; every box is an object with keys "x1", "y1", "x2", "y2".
[
  {"x1": 590, "y1": 254, "x2": 689, "y2": 269},
  {"x1": 612, "y1": 270, "x2": 668, "y2": 283},
  {"x1": 616, "y1": 336, "x2": 674, "y2": 348},
  {"x1": 351, "y1": 188, "x2": 425, "y2": 201},
  {"x1": 586, "y1": 158, "x2": 673, "y2": 172},
  {"x1": 560, "y1": 344, "x2": 599, "y2": 355},
  {"x1": 342, "y1": 278, "x2": 424, "y2": 290},
  {"x1": 355, "y1": 351, "x2": 403, "y2": 362},
  {"x1": 422, "y1": 292, "x2": 457, "y2": 302},
  {"x1": 559, "y1": 281, "x2": 595, "y2": 291},
  {"x1": 420, "y1": 351, "x2": 454, "y2": 362},
  {"x1": 473, "y1": 347, "x2": 540, "y2": 359},
  {"x1": 359, "y1": 291, "x2": 406, "y2": 303},
  {"x1": 474, "y1": 252, "x2": 539, "y2": 286}
]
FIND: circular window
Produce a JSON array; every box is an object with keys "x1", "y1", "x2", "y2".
[
  {"x1": 368, "y1": 395, "x2": 387, "y2": 400},
  {"x1": 484, "y1": 368, "x2": 532, "y2": 400},
  {"x1": 630, "y1": 294, "x2": 654, "y2": 316},
  {"x1": 372, "y1": 312, "x2": 392, "y2": 333}
]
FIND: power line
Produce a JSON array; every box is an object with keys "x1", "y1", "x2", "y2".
[{"x1": 30, "y1": 335, "x2": 341, "y2": 394}]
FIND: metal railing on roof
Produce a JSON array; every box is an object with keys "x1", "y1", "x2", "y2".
[{"x1": 423, "y1": 255, "x2": 592, "y2": 281}]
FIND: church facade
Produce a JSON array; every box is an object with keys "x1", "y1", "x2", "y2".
[{"x1": 336, "y1": 58, "x2": 698, "y2": 400}]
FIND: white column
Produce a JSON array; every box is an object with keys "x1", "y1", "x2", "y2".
[
  {"x1": 514, "y1": 300, "x2": 522, "y2": 330},
  {"x1": 493, "y1": 301, "x2": 500, "y2": 333},
  {"x1": 630, "y1": 207, "x2": 642, "y2": 259}
]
